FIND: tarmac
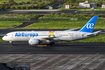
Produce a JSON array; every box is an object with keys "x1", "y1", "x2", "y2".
[
  {"x1": 0, "y1": 10, "x2": 105, "y2": 15},
  {"x1": 0, "y1": 54, "x2": 105, "y2": 70}
]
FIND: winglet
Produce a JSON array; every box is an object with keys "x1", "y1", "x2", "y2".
[{"x1": 80, "y1": 16, "x2": 98, "y2": 33}]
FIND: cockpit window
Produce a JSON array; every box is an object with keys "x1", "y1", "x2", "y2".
[{"x1": 5, "y1": 35, "x2": 8, "y2": 36}]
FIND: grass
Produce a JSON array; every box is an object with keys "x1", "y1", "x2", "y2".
[
  {"x1": 59, "y1": 7, "x2": 93, "y2": 11},
  {"x1": 59, "y1": 7, "x2": 105, "y2": 11},
  {"x1": 95, "y1": 9, "x2": 105, "y2": 11},
  {"x1": 0, "y1": 21, "x2": 22, "y2": 29},
  {"x1": 71, "y1": 34, "x2": 105, "y2": 43},
  {"x1": 0, "y1": 37, "x2": 5, "y2": 42},
  {"x1": 0, "y1": 17, "x2": 104, "y2": 29},
  {"x1": 21, "y1": 18, "x2": 105, "y2": 29}
]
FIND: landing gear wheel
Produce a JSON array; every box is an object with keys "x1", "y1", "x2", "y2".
[
  {"x1": 9, "y1": 41, "x2": 13, "y2": 45},
  {"x1": 47, "y1": 42, "x2": 55, "y2": 46}
]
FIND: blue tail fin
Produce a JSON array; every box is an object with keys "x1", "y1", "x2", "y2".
[{"x1": 80, "y1": 16, "x2": 98, "y2": 33}]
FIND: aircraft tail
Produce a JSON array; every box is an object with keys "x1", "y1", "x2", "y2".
[{"x1": 79, "y1": 16, "x2": 98, "y2": 33}]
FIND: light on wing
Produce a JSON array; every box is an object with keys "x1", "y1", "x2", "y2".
[{"x1": 28, "y1": 38, "x2": 40, "y2": 45}]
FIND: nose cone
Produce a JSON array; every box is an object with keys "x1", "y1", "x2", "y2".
[{"x1": 2, "y1": 37, "x2": 6, "y2": 41}]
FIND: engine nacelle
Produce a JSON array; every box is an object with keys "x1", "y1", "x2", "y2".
[{"x1": 28, "y1": 38, "x2": 40, "y2": 45}]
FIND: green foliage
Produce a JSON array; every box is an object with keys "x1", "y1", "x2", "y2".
[
  {"x1": 22, "y1": 17, "x2": 105, "y2": 29},
  {"x1": 0, "y1": 21, "x2": 22, "y2": 29},
  {"x1": 0, "y1": 0, "x2": 52, "y2": 10},
  {"x1": 5, "y1": 6, "x2": 9, "y2": 9},
  {"x1": 43, "y1": 14, "x2": 105, "y2": 19},
  {"x1": 71, "y1": 35, "x2": 105, "y2": 43},
  {"x1": 15, "y1": 6, "x2": 18, "y2": 9},
  {"x1": 27, "y1": 1, "x2": 30, "y2": 4},
  {"x1": 10, "y1": 6, "x2": 14, "y2": 9},
  {"x1": 21, "y1": 6, "x2": 24, "y2": 9},
  {"x1": 26, "y1": 6, "x2": 29, "y2": 9},
  {"x1": 34, "y1": 1, "x2": 37, "y2": 4},
  {"x1": 9, "y1": 0, "x2": 14, "y2": 2},
  {"x1": 64, "y1": 0, "x2": 76, "y2": 7},
  {"x1": 31, "y1": 4, "x2": 34, "y2": 9},
  {"x1": 0, "y1": 14, "x2": 41, "y2": 21},
  {"x1": 0, "y1": 2, "x2": 2, "y2": 4},
  {"x1": 0, "y1": 5, "x2": 3, "y2": 10}
]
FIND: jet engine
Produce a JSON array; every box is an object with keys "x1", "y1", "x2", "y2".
[{"x1": 28, "y1": 38, "x2": 40, "y2": 45}]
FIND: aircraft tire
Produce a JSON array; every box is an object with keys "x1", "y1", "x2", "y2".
[
  {"x1": 49, "y1": 42, "x2": 55, "y2": 46},
  {"x1": 9, "y1": 41, "x2": 13, "y2": 45}
]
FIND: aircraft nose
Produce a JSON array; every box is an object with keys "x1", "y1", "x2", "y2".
[{"x1": 2, "y1": 37, "x2": 6, "y2": 40}]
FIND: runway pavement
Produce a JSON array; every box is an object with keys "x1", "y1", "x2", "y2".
[
  {"x1": 0, "y1": 10, "x2": 105, "y2": 15},
  {"x1": 0, "y1": 54, "x2": 105, "y2": 70},
  {"x1": 0, "y1": 10, "x2": 76, "y2": 15},
  {"x1": 0, "y1": 42, "x2": 105, "y2": 54}
]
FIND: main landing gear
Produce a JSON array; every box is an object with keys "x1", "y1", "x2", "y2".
[
  {"x1": 9, "y1": 41, "x2": 13, "y2": 45},
  {"x1": 47, "y1": 42, "x2": 55, "y2": 46}
]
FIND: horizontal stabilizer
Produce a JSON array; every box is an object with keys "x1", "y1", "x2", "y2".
[
  {"x1": 93, "y1": 30, "x2": 101, "y2": 35},
  {"x1": 84, "y1": 30, "x2": 101, "y2": 37}
]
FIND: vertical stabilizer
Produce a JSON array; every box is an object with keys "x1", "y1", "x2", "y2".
[{"x1": 80, "y1": 16, "x2": 98, "y2": 33}]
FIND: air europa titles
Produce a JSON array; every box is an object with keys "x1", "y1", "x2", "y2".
[{"x1": 15, "y1": 33, "x2": 38, "y2": 37}]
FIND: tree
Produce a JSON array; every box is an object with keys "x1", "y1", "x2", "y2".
[
  {"x1": 74, "y1": 2, "x2": 77, "y2": 7},
  {"x1": 3, "y1": 2, "x2": 5, "y2": 5},
  {"x1": 10, "y1": 6, "x2": 14, "y2": 9},
  {"x1": 38, "y1": 0, "x2": 41, "y2": 2},
  {"x1": 21, "y1": 6, "x2": 24, "y2": 9},
  {"x1": 33, "y1": 0, "x2": 36, "y2": 2},
  {"x1": 15, "y1": 6, "x2": 18, "y2": 9},
  {"x1": 26, "y1": 6, "x2": 29, "y2": 9},
  {"x1": 8, "y1": 2, "x2": 11, "y2": 6},
  {"x1": 31, "y1": 5, "x2": 34, "y2": 9},
  {"x1": 9, "y1": 0, "x2": 14, "y2": 2}
]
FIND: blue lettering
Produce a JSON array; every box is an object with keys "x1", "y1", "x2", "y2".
[
  {"x1": 25, "y1": 33, "x2": 28, "y2": 37},
  {"x1": 15, "y1": 33, "x2": 38, "y2": 37},
  {"x1": 36, "y1": 33, "x2": 38, "y2": 37},
  {"x1": 22, "y1": 33, "x2": 24, "y2": 37},
  {"x1": 30, "y1": 33, "x2": 34, "y2": 37},
  {"x1": 15, "y1": 33, "x2": 21, "y2": 37}
]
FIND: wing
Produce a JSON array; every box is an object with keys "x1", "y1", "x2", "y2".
[
  {"x1": 64, "y1": 28, "x2": 79, "y2": 31},
  {"x1": 41, "y1": 37, "x2": 56, "y2": 41}
]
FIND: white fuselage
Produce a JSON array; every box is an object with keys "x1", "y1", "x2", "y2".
[{"x1": 2, "y1": 31, "x2": 88, "y2": 42}]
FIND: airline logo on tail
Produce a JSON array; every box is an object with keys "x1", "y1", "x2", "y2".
[
  {"x1": 86, "y1": 23, "x2": 94, "y2": 29},
  {"x1": 80, "y1": 16, "x2": 98, "y2": 33}
]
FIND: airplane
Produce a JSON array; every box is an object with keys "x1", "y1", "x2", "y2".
[{"x1": 2, "y1": 16, "x2": 101, "y2": 46}]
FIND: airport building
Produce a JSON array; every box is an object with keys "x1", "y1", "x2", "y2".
[
  {"x1": 65, "y1": 4, "x2": 70, "y2": 9},
  {"x1": 102, "y1": 4, "x2": 105, "y2": 8},
  {"x1": 79, "y1": 0, "x2": 97, "y2": 8}
]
